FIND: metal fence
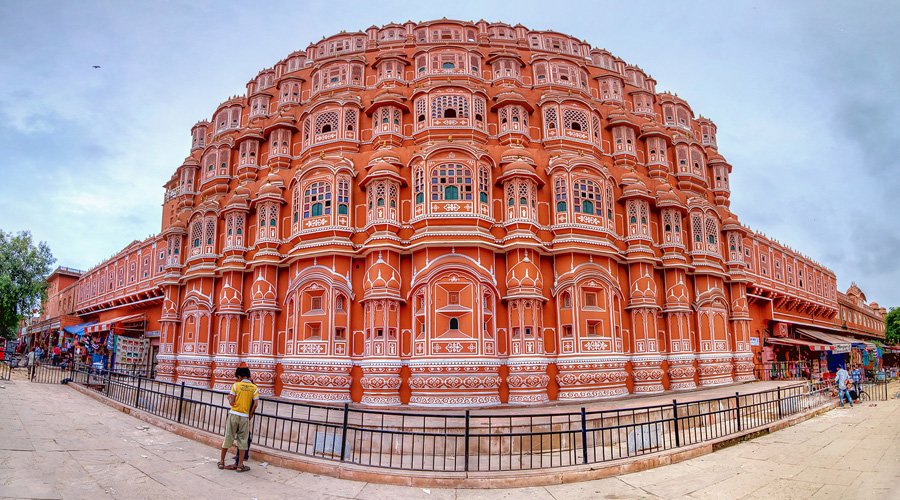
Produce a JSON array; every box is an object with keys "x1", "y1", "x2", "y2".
[{"x1": 39, "y1": 366, "x2": 890, "y2": 474}]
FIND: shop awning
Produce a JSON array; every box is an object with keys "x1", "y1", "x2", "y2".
[
  {"x1": 765, "y1": 336, "x2": 832, "y2": 351},
  {"x1": 63, "y1": 322, "x2": 97, "y2": 337},
  {"x1": 84, "y1": 314, "x2": 145, "y2": 335},
  {"x1": 884, "y1": 345, "x2": 900, "y2": 353},
  {"x1": 796, "y1": 329, "x2": 861, "y2": 354}
]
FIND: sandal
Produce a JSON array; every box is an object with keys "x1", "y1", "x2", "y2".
[
  {"x1": 235, "y1": 465, "x2": 250, "y2": 473},
  {"x1": 217, "y1": 462, "x2": 225, "y2": 469}
]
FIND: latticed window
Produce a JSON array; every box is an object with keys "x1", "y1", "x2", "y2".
[
  {"x1": 258, "y1": 202, "x2": 279, "y2": 240},
  {"x1": 662, "y1": 210, "x2": 683, "y2": 245},
  {"x1": 280, "y1": 81, "x2": 301, "y2": 105},
  {"x1": 647, "y1": 137, "x2": 667, "y2": 165},
  {"x1": 563, "y1": 108, "x2": 588, "y2": 132},
  {"x1": 676, "y1": 145, "x2": 689, "y2": 173},
  {"x1": 415, "y1": 98, "x2": 426, "y2": 128},
  {"x1": 599, "y1": 78, "x2": 623, "y2": 101},
  {"x1": 705, "y1": 216, "x2": 719, "y2": 252},
  {"x1": 554, "y1": 176, "x2": 568, "y2": 212},
  {"x1": 314, "y1": 111, "x2": 339, "y2": 135},
  {"x1": 431, "y1": 164, "x2": 473, "y2": 201},
  {"x1": 291, "y1": 186, "x2": 301, "y2": 230},
  {"x1": 613, "y1": 126, "x2": 636, "y2": 154},
  {"x1": 304, "y1": 181, "x2": 332, "y2": 218},
  {"x1": 270, "y1": 129, "x2": 291, "y2": 157},
  {"x1": 249, "y1": 96, "x2": 269, "y2": 118},
  {"x1": 478, "y1": 166, "x2": 490, "y2": 203},
  {"x1": 336, "y1": 176, "x2": 350, "y2": 215},
  {"x1": 414, "y1": 167, "x2": 425, "y2": 204},
  {"x1": 544, "y1": 107, "x2": 558, "y2": 136},
  {"x1": 633, "y1": 93, "x2": 653, "y2": 114},
  {"x1": 239, "y1": 140, "x2": 258, "y2": 166},
  {"x1": 534, "y1": 62, "x2": 548, "y2": 83},
  {"x1": 344, "y1": 109, "x2": 357, "y2": 138},
  {"x1": 690, "y1": 147, "x2": 706, "y2": 178},
  {"x1": 663, "y1": 104, "x2": 676, "y2": 126},
  {"x1": 431, "y1": 95, "x2": 469, "y2": 119},
  {"x1": 203, "y1": 217, "x2": 216, "y2": 252},
  {"x1": 474, "y1": 97, "x2": 486, "y2": 129},
  {"x1": 573, "y1": 178, "x2": 601, "y2": 215}
]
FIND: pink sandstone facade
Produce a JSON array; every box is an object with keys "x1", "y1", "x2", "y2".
[{"x1": 67, "y1": 20, "x2": 886, "y2": 407}]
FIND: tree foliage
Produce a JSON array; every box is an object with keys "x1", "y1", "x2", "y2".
[
  {"x1": 886, "y1": 307, "x2": 900, "y2": 345},
  {"x1": 0, "y1": 230, "x2": 55, "y2": 339}
]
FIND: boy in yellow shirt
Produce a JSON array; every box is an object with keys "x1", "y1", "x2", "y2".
[{"x1": 218, "y1": 367, "x2": 259, "y2": 472}]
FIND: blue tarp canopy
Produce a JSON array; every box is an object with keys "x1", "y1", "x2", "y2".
[{"x1": 63, "y1": 322, "x2": 97, "y2": 337}]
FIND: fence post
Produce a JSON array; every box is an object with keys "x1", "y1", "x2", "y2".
[
  {"x1": 672, "y1": 399, "x2": 681, "y2": 448},
  {"x1": 339, "y1": 403, "x2": 349, "y2": 462},
  {"x1": 777, "y1": 386, "x2": 783, "y2": 419},
  {"x1": 735, "y1": 392, "x2": 742, "y2": 432},
  {"x1": 176, "y1": 382, "x2": 186, "y2": 423},
  {"x1": 580, "y1": 407, "x2": 589, "y2": 464},
  {"x1": 464, "y1": 410, "x2": 471, "y2": 472},
  {"x1": 105, "y1": 371, "x2": 111, "y2": 396},
  {"x1": 30, "y1": 363, "x2": 35, "y2": 381},
  {"x1": 134, "y1": 376, "x2": 142, "y2": 408}
]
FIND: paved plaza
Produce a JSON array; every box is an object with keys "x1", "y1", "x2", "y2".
[{"x1": 1, "y1": 373, "x2": 898, "y2": 500}]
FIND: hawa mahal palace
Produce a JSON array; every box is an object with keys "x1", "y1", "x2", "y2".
[{"x1": 41, "y1": 20, "x2": 887, "y2": 407}]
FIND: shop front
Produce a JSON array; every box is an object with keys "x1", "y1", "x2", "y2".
[
  {"x1": 797, "y1": 329, "x2": 881, "y2": 379},
  {"x1": 82, "y1": 314, "x2": 146, "y2": 372},
  {"x1": 761, "y1": 336, "x2": 831, "y2": 380}
]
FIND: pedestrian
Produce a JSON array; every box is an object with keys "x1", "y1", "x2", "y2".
[
  {"x1": 218, "y1": 367, "x2": 258, "y2": 472},
  {"x1": 26, "y1": 349, "x2": 35, "y2": 368},
  {"x1": 835, "y1": 364, "x2": 852, "y2": 408},
  {"x1": 52, "y1": 345, "x2": 61, "y2": 366},
  {"x1": 34, "y1": 345, "x2": 43, "y2": 364}
]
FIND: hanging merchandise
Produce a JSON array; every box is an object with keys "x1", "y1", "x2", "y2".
[{"x1": 115, "y1": 336, "x2": 150, "y2": 371}]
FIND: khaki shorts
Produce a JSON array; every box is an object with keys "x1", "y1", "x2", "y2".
[{"x1": 222, "y1": 413, "x2": 250, "y2": 450}]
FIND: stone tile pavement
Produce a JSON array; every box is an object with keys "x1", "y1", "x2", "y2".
[{"x1": 1, "y1": 373, "x2": 898, "y2": 499}]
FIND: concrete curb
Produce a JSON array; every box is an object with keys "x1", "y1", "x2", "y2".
[{"x1": 68, "y1": 382, "x2": 839, "y2": 488}]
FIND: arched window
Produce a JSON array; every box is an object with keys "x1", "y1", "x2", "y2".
[
  {"x1": 431, "y1": 164, "x2": 473, "y2": 201},
  {"x1": 554, "y1": 177, "x2": 568, "y2": 213},
  {"x1": 191, "y1": 219, "x2": 202, "y2": 248},
  {"x1": 303, "y1": 181, "x2": 332, "y2": 219},
  {"x1": 573, "y1": 178, "x2": 601, "y2": 215},
  {"x1": 414, "y1": 167, "x2": 425, "y2": 204},
  {"x1": 563, "y1": 108, "x2": 588, "y2": 134},
  {"x1": 431, "y1": 95, "x2": 469, "y2": 121},
  {"x1": 478, "y1": 166, "x2": 490, "y2": 204},
  {"x1": 336, "y1": 176, "x2": 350, "y2": 216},
  {"x1": 449, "y1": 317, "x2": 459, "y2": 330}
]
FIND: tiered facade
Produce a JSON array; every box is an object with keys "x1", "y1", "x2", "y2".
[{"x1": 72, "y1": 20, "x2": 872, "y2": 407}]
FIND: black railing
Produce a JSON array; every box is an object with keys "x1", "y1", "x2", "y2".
[{"x1": 41, "y1": 367, "x2": 891, "y2": 474}]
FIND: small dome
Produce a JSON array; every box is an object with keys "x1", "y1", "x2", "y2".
[
  {"x1": 369, "y1": 149, "x2": 403, "y2": 165},
  {"x1": 499, "y1": 147, "x2": 535, "y2": 163},
  {"x1": 506, "y1": 253, "x2": 543, "y2": 293},
  {"x1": 363, "y1": 254, "x2": 401, "y2": 297},
  {"x1": 655, "y1": 183, "x2": 684, "y2": 208},
  {"x1": 251, "y1": 274, "x2": 277, "y2": 302}
]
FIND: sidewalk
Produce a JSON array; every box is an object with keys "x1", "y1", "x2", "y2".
[{"x1": 1, "y1": 375, "x2": 897, "y2": 499}]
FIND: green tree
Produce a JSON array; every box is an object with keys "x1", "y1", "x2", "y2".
[
  {"x1": 886, "y1": 307, "x2": 900, "y2": 345},
  {"x1": 0, "y1": 230, "x2": 55, "y2": 339}
]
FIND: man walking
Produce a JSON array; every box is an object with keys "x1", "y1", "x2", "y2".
[
  {"x1": 836, "y1": 364, "x2": 852, "y2": 408},
  {"x1": 218, "y1": 367, "x2": 258, "y2": 472}
]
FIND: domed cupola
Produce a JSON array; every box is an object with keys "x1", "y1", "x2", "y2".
[
  {"x1": 505, "y1": 250, "x2": 544, "y2": 299},
  {"x1": 362, "y1": 252, "x2": 402, "y2": 300}
]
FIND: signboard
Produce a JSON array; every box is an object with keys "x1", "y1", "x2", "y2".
[{"x1": 750, "y1": 336, "x2": 760, "y2": 347}]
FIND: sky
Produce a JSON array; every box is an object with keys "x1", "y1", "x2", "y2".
[{"x1": 0, "y1": 0, "x2": 898, "y2": 306}]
